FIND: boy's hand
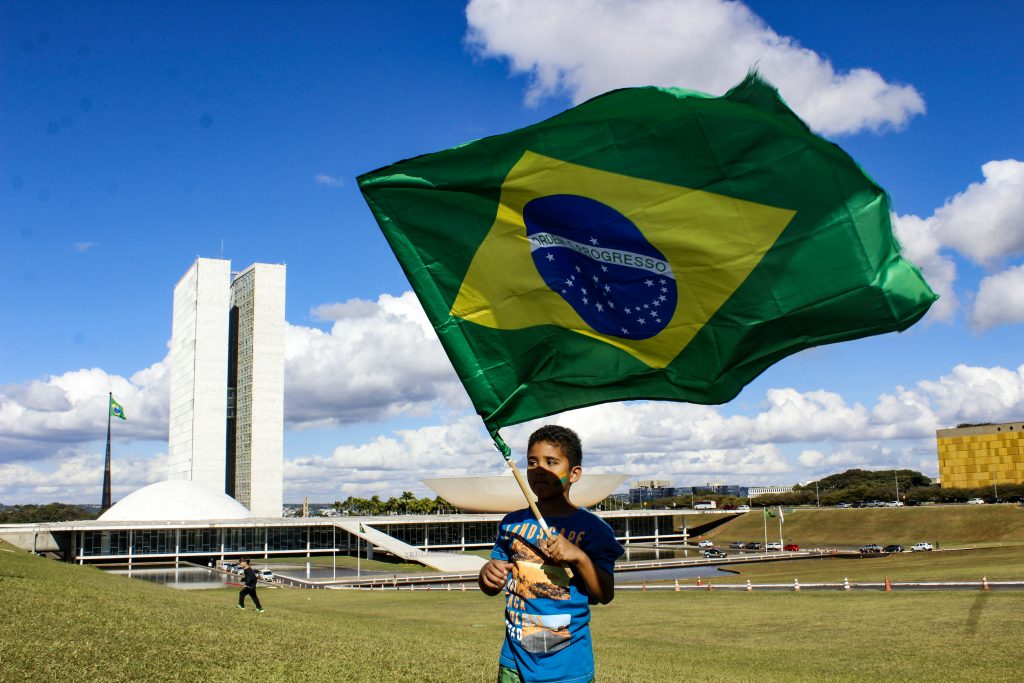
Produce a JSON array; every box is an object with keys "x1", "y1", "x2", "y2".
[
  {"x1": 539, "y1": 533, "x2": 585, "y2": 566},
  {"x1": 478, "y1": 559, "x2": 513, "y2": 595}
]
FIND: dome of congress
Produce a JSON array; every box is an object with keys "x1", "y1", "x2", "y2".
[{"x1": 98, "y1": 480, "x2": 254, "y2": 522}]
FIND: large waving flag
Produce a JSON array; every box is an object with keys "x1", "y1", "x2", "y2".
[
  {"x1": 109, "y1": 395, "x2": 126, "y2": 420},
  {"x1": 358, "y1": 74, "x2": 935, "y2": 435}
]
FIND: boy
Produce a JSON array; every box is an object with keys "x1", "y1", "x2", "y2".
[
  {"x1": 237, "y1": 558, "x2": 264, "y2": 612},
  {"x1": 479, "y1": 425, "x2": 624, "y2": 683}
]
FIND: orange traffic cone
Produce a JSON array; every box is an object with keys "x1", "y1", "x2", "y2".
[
  {"x1": 884, "y1": 577, "x2": 892, "y2": 592},
  {"x1": 982, "y1": 576, "x2": 990, "y2": 591},
  {"x1": 696, "y1": 577, "x2": 702, "y2": 586}
]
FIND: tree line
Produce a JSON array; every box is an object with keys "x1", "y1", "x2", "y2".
[
  {"x1": 330, "y1": 491, "x2": 455, "y2": 516},
  {"x1": 0, "y1": 503, "x2": 99, "y2": 524}
]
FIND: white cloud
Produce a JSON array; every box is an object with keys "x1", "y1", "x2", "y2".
[
  {"x1": 314, "y1": 173, "x2": 344, "y2": 188},
  {"x1": 285, "y1": 292, "x2": 463, "y2": 428},
  {"x1": 465, "y1": 0, "x2": 924, "y2": 135},
  {"x1": 892, "y1": 159, "x2": 1024, "y2": 328},
  {"x1": 971, "y1": 264, "x2": 1024, "y2": 331},
  {"x1": 930, "y1": 160, "x2": 1024, "y2": 267},
  {"x1": 73, "y1": 242, "x2": 100, "y2": 252},
  {"x1": 0, "y1": 448, "x2": 166, "y2": 504}
]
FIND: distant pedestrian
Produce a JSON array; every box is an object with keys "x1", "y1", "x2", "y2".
[{"x1": 237, "y1": 558, "x2": 264, "y2": 612}]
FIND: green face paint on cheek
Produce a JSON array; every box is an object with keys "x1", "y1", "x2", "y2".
[{"x1": 558, "y1": 472, "x2": 569, "y2": 484}]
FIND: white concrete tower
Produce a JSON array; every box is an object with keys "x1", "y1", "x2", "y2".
[
  {"x1": 228, "y1": 263, "x2": 285, "y2": 517},
  {"x1": 167, "y1": 258, "x2": 231, "y2": 488}
]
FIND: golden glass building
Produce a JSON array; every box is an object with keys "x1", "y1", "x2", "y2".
[{"x1": 936, "y1": 421, "x2": 1024, "y2": 489}]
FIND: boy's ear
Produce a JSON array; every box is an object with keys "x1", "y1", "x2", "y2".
[{"x1": 568, "y1": 465, "x2": 582, "y2": 484}]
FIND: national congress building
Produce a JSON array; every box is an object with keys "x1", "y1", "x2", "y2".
[{"x1": 168, "y1": 258, "x2": 286, "y2": 517}]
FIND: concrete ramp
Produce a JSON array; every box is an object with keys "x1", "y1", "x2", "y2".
[{"x1": 335, "y1": 520, "x2": 486, "y2": 574}]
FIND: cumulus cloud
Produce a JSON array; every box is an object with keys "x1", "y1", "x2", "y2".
[
  {"x1": 314, "y1": 173, "x2": 344, "y2": 188},
  {"x1": 285, "y1": 292, "x2": 464, "y2": 428},
  {"x1": 465, "y1": 0, "x2": 924, "y2": 135},
  {"x1": 0, "y1": 448, "x2": 166, "y2": 504},
  {"x1": 0, "y1": 362, "x2": 170, "y2": 463},
  {"x1": 893, "y1": 159, "x2": 1024, "y2": 328},
  {"x1": 971, "y1": 263, "x2": 1024, "y2": 331}
]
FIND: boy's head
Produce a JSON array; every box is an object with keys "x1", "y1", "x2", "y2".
[
  {"x1": 528, "y1": 425, "x2": 583, "y2": 469},
  {"x1": 526, "y1": 425, "x2": 584, "y2": 503}
]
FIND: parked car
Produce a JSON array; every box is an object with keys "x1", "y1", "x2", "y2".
[
  {"x1": 783, "y1": 544, "x2": 800, "y2": 552},
  {"x1": 703, "y1": 549, "x2": 728, "y2": 559},
  {"x1": 883, "y1": 545, "x2": 904, "y2": 553},
  {"x1": 885, "y1": 501, "x2": 905, "y2": 507},
  {"x1": 258, "y1": 569, "x2": 275, "y2": 581},
  {"x1": 966, "y1": 498, "x2": 985, "y2": 505},
  {"x1": 859, "y1": 544, "x2": 884, "y2": 554},
  {"x1": 765, "y1": 542, "x2": 782, "y2": 551},
  {"x1": 736, "y1": 505, "x2": 751, "y2": 513},
  {"x1": 745, "y1": 542, "x2": 761, "y2": 551},
  {"x1": 834, "y1": 503, "x2": 853, "y2": 509},
  {"x1": 911, "y1": 542, "x2": 934, "y2": 552},
  {"x1": 729, "y1": 541, "x2": 744, "y2": 549},
  {"x1": 698, "y1": 540, "x2": 715, "y2": 548}
]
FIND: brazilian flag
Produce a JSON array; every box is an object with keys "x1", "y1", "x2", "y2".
[
  {"x1": 358, "y1": 74, "x2": 936, "y2": 435},
  {"x1": 109, "y1": 396, "x2": 126, "y2": 420}
]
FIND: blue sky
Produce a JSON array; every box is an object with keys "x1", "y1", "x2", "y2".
[{"x1": 2, "y1": 0, "x2": 1022, "y2": 505}]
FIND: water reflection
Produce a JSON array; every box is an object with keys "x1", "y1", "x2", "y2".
[{"x1": 107, "y1": 565, "x2": 235, "y2": 590}]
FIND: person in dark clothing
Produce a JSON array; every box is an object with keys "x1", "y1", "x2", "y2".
[{"x1": 237, "y1": 558, "x2": 264, "y2": 612}]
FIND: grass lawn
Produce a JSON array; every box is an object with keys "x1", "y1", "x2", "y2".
[
  {"x1": 705, "y1": 505, "x2": 1024, "y2": 547},
  {"x1": 259, "y1": 554, "x2": 431, "y2": 573},
  {"x1": 2, "y1": 542, "x2": 1022, "y2": 682}
]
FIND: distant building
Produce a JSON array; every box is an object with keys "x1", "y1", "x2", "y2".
[
  {"x1": 747, "y1": 485, "x2": 793, "y2": 498},
  {"x1": 936, "y1": 421, "x2": 1024, "y2": 489},
  {"x1": 168, "y1": 258, "x2": 285, "y2": 517},
  {"x1": 629, "y1": 479, "x2": 676, "y2": 504}
]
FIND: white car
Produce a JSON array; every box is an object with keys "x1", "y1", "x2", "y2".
[
  {"x1": 885, "y1": 501, "x2": 905, "y2": 507},
  {"x1": 911, "y1": 542, "x2": 934, "y2": 552},
  {"x1": 698, "y1": 540, "x2": 715, "y2": 548},
  {"x1": 258, "y1": 569, "x2": 275, "y2": 581},
  {"x1": 765, "y1": 542, "x2": 782, "y2": 551},
  {"x1": 736, "y1": 505, "x2": 751, "y2": 513},
  {"x1": 966, "y1": 498, "x2": 985, "y2": 505}
]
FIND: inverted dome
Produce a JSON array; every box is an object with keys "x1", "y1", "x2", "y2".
[
  {"x1": 98, "y1": 480, "x2": 254, "y2": 522},
  {"x1": 423, "y1": 473, "x2": 629, "y2": 513}
]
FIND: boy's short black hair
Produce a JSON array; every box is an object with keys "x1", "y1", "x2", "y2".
[{"x1": 528, "y1": 425, "x2": 583, "y2": 469}]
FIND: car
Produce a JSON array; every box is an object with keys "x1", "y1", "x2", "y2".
[
  {"x1": 729, "y1": 541, "x2": 744, "y2": 549},
  {"x1": 258, "y1": 569, "x2": 275, "y2": 581},
  {"x1": 765, "y1": 542, "x2": 782, "y2": 551},
  {"x1": 966, "y1": 498, "x2": 985, "y2": 505},
  {"x1": 883, "y1": 545, "x2": 904, "y2": 553},
  {"x1": 698, "y1": 540, "x2": 715, "y2": 548},
  {"x1": 885, "y1": 501, "x2": 905, "y2": 507},
  {"x1": 736, "y1": 505, "x2": 751, "y2": 513},
  {"x1": 703, "y1": 549, "x2": 728, "y2": 559},
  {"x1": 911, "y1": 542, "x2": 934, "y2": 552},
  {"x1": 745, "y1": 542, "x2": 761, "y2": 551},
  {"x1": 834, "y1": 503, "x2": 853, "y2": 509},
  {"x1": 859, "y1": 544, "x2": 884, "y2": 554},
  {"x1": 783, "y1": 544, "x2": 800, "y2": 552}
]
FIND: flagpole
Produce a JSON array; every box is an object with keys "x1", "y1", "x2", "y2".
[
  {"x1": 102, "y1": 393, "x2": 112, "y2": 511},
  {"x1": 778, "y1": 506, "x2": 784, "y2": 548}
]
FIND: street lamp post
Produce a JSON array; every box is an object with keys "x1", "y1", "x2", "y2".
[{"x1": 815, "y1": 481, "x2": 820, "y2": 508}]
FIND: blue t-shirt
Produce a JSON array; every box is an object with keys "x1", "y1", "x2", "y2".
[{"x1": 490, "y1": 507, "x2": 624, "y2": 683}]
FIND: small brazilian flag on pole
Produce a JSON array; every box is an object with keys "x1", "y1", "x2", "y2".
[
  {"x1": 109, "y1": 396, "x2": 126, "y2": 420},
  {"x1": 358, "y1": 74, "x2": 936, "y2": 435}
]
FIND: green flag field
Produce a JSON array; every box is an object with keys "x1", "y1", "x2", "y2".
[{"x1": 2, "y1": 542, "x2": 1021, "y2": 682}]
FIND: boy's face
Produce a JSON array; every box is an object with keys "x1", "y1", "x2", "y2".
[{"x1": 526, "y1": 440, "x2": 581, "y2": 501}]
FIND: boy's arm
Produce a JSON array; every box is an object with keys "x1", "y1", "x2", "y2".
[{"x1": 539, "y1": 535, "x2": 615, "y2": 604}]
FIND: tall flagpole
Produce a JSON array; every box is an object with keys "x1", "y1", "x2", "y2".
[{"x1": 102, "y1": 392, "x2": 112, "y2": 511}]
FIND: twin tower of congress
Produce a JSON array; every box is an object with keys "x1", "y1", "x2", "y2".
[{"x1": 168, "y1": 258, "x2": 286, "y2": 517}]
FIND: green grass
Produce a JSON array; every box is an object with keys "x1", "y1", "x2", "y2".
[
  {"x1": 259, "y1": 554, "x2": 431, "y2": 573},
  {"x1": 705, "y1": 505, "x2": 1024, "y2": 547},
  {"x1": 2, "y1": 542, "x2": 1022, "y2": 682}
]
